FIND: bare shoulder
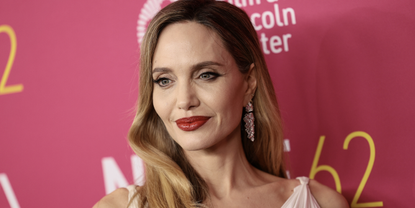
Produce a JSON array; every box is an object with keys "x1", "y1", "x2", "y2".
[
  {"x1": 282, "y1": 177, "x2": 301, "y2": 191},
  {"x1": 92, "y1": 188, "x2": 129, "y2": 208},
  {"x1": 308, "y1": 179, "x2": 349, "y2": 208},
  {"x1": 263, "y1": 176, "x2": 301, "y2": 200}
]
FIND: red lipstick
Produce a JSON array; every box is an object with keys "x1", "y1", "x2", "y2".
[{"x1": 175, "y1": 116, "x2": 210, "y2": 131}]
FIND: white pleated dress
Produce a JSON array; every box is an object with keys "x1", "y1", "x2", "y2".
[
  {"x1": 280, "y1": 177, "x2": 321, "y2": 208},
  {"x1": 126, "y1": 177, "x2": 320, "y2": 208}
]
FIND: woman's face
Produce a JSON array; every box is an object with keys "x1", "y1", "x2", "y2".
[{"x1": 152, "y1": 22, "x2": 254, "y2": 151}]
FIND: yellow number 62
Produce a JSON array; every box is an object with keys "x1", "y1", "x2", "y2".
[{"x1": 310, "y1": 131, "x2": 383, "y2": 207}]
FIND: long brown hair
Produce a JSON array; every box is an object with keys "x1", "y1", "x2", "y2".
[{"x1": 128, "y1": 0, "x2": 286, "y2": 207}]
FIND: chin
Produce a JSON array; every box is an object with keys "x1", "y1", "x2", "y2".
[{"x1": 174, "y1": 134, "x2": 219, "y2": 152}]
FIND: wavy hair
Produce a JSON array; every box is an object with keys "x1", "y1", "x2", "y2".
[{"x1": 128, "y1": 0, "x2": 286, "y2": 207}]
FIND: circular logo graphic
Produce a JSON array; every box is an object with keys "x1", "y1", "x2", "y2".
[{"x1": 137, "y1": 0, "x2": 177, "y2": 46}]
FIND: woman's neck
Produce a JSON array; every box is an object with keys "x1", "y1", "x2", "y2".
[{"x1": 184, "y1": 129, "x2": 268, "y2": 199}]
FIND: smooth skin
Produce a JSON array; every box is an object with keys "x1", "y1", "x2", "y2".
[{"x1": 94, "y1": 22, "x2": 349, "y2": 208}]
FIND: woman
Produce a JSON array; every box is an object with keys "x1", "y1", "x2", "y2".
[{"x1": 94, "y1": 0, "x2": 348, "y2": 207}]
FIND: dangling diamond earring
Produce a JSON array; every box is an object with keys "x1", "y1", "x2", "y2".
[{"x1": 243, "y1": 101, "x2": 255, "y2": 142}]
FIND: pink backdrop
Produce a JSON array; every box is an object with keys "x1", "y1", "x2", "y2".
[{"x1": 1, "y1": 0, "x2": 414, "y2": 207}]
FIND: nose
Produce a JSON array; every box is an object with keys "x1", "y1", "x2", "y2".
[{"x1": 176, "y1": 81, "x2": 200, "y2": 110}]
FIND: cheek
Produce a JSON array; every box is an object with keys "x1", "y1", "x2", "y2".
[
  {"x1": 211, "y1": 80, "x2": 245, "y2": 122},
  {"x1": 152, "y1": 89, "x2": 172, "y2": 123}
]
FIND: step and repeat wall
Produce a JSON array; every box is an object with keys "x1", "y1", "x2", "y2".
[{"x1": 1, "y1": 0, "x2": 414, "y2": 207}]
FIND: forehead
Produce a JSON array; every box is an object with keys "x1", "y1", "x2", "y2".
[{"x1": 152, "y1": 21, "x2": 232, "y2": 69}]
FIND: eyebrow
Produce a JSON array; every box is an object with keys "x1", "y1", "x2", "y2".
[
  {"x1": 193, "y1": 61, "x2": 223, "y2": 70},
  {"x1": 152, "y1": 61, "x2": 223, "y2": 75},
  {"x1": 152, "y1": 67, "x2": 172, "y2": 74}
]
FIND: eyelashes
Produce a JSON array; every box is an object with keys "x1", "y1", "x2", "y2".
[
  {"x1": 198, "y1": 71, "x2": 220, "y2": 80},
  {"x1": 153, "y1": 77, "x2": 172, "y2": 87},
  {"x1": 153, "y1": 71, "x2": 221, "y2": 88}
]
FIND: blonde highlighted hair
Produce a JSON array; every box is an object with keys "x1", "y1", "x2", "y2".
[{"x1": 128, "y1": 0, "x2": 286, "y2": 207}]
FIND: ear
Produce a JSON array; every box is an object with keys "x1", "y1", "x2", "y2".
[{"x1": 244, "y1": 63, "x2": 257, "y2": 106}]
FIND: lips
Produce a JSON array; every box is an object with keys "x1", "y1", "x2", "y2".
[{"x1": 175, "y1": 116, "x2": 210, "y2": 131}]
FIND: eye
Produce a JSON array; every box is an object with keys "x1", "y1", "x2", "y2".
[
  {"x1": 154, "y1": 78, "x2": 172, "y2": 87},
  {"x1": 199, "y1": 72, "x2": 220, "y2": 80}
]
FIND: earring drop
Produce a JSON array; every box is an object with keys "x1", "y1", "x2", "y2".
[{"x1": 243, "y1": 101, "x2": 255, "y2": 142}]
